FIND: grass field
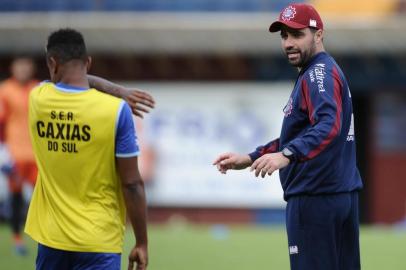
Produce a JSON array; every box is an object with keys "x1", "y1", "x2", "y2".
[{"x1": 0, "y1": 223, "x2": 405, "y2": 269}]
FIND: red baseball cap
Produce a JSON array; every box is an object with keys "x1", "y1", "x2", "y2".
[{"x1": 269, "y1": 3, "x2": 323, "y2": 32}]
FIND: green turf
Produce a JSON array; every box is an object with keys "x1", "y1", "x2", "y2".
[{"x1": 0, "y1": 223, "x2": 405, "y2": 269}]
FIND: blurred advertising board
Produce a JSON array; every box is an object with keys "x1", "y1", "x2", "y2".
[{"x1": 131, "y1": 83, "x2": 292, "y2": 208}]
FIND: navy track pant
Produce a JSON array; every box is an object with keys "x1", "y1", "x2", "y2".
[{"x1": 286, "y1": 191, "x2": 361, "y2": 270}]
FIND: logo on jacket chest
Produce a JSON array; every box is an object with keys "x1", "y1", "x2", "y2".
[
  {"x1": 309, "y1": 63, "x2": 326, "y2": 93},
  {"x1": 283, "y1": 97, "x2": 294, "y2": 117}
]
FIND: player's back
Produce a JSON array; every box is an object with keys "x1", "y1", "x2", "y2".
[{"x1": 25, "y1": 82, "x2": 126, "y2": 253}]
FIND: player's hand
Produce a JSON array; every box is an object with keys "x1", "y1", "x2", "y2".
[
  {"x1": 250, "y1": 152, "x2": 290, "y2": 178},
  {"x1": 213, "y1": 153, "x2": 252, "y2": 174},
  {"x1": 122, "y1": 88, "x2": 155, "y2": 118},
  {"x1": 128, "y1": 244, "x2": 148, "y2": 270}
]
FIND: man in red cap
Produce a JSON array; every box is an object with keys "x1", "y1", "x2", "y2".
[{"x1": 214, "y1": 3, "x2": 362, "y2": 270}]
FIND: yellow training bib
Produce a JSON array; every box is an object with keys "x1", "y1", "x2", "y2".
[{"x1": 25, "y1": 82, "x2": 126, "y2": 253}]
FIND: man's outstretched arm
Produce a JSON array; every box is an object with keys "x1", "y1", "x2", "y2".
[
  {"x1": 213, "y1": 153, "x2": 252, "y2": 174},
  {"x1": 88, "y1": 75, "x2": 155, "y2": 118}
]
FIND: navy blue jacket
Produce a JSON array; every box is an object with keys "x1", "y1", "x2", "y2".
[{"x1": 249, "y1": 52, "x2": 363, "y2": 200}]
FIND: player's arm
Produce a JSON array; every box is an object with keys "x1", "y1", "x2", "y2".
[
  {"x1": 87, "y1": 75, "x2": 155, "y2": 118},
  {"x1": 213, "y1": 152, "x2": 252, "y2": 174},
  {"x1": 115, "y1": 102, "x2": 148, "y2": 270},
  {"x1": 213, "y1": 138, "x2": 280, "y2": 175},
  {"x1": 246, "y1": 138, "x2": 291, "y2": 178},
  {"x1": 117, "y1": 157, "x2": 148, "y2": 270},
  {"x1": 0, "y1": 96, "x2": 16, "y2": 177},
  {"x1": 284, "y1": 66, "x2": 343, "y2": 161},
  {"x1": 0, "y1": 90, "x2": 8, "y2": 142}
]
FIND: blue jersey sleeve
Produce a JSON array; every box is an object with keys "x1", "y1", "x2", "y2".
[
  {"x1": 248, "y1": 138, "x2": 280, "y2": 161},
  {"x1": 286, "y1": 63, "x2": 343, "y2": 161},
  {"x1": 115, "y1": 101, "x2": 140, "y2": 157}
]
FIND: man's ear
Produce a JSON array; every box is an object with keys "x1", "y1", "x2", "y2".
[
  {"x1": 86, "y1": 56, "x2": 92, "y2": 72},
  {"x1": 47, "y1": 56, "x2": 57, "y2": 69},
  {"x1": 315, "y1": 29, "x2": 323, "y2": 44},
  {"x1": 47, "y1": 56, "x2": 59, "y2": 82}
]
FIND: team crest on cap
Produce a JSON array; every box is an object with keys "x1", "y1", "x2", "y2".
[{"x1": 281, "y1": 6, "x2": 296, "y2": 21}]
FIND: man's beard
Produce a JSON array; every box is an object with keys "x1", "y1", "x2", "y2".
[{"x1": 285, "y1": 43, "x2": 316, "y2": 68}]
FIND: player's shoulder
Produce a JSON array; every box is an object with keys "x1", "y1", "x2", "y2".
[
  {"x1": 309, "y1": 52, "x2": 335, "y2": 69},
  {"x1": 30, "y1": 81, "x2": 53, "y2": 96},
  {"x1": 87, "y1": 88, "x2": 124, "y2": 112},
  {"x1": 302, "y1": 53, "x2": 347, "y2": 93},
  {"x1": 304, "y1": 53, "x2": 339, "y2": 81},
  {"x1": 0, "y1": 78, "x2": 10, "y2": 88},
  {"x1": 0, "y1": 79, "x2": 16, "y2": 93}
]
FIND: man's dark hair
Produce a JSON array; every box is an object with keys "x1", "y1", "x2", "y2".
[{"x1": 46, "y1": 28, "x2": 87, "y2": 64}]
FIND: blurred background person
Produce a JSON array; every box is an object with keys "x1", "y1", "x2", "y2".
[{"x1": 0, "y1": 57, "x2": 39, "y2": 255}]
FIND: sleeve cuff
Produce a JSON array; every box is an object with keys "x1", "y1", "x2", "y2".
[
  {"x1": 115, "y1": 151, "x2": 140, "y2": 158},
  {"x1": 284, "y1": 145, "x2": 301, "y2": 162},
  {"x1": 248, "y1": 151, "x2": 261, "y2": 162}
]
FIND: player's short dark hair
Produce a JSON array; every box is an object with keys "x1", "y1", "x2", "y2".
[{"x1": 46, "y1": 28, "x2": 87, "y2": 64}]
